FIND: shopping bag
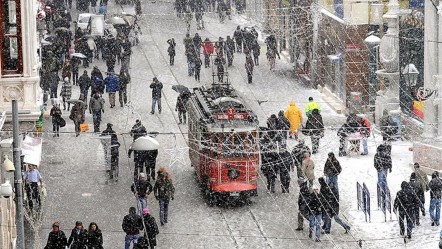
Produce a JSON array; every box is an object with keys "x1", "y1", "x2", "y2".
[{"x1": 80, "y1": 123, "x2": 89, "y2": 132}]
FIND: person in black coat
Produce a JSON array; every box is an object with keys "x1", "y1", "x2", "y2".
[
  {"x1": 323, "y1": 152, "x2": 342, "y2": 198},
  {"x1": 266, "y1": 114, "x2": 279, "y2": 143},
  {"x1": 122, "y1": 207, "x2": 144, "y2": 248},
  {"x1": 146, "y1": 149, "x2": 159, "y2": 180},
  {"x1": 303, "y1": 109, "x2": 324, "y2": 154},
  {"x1": 296, "y1": 178, "x2": 310, "y2": 231},
  {"x1": 394, "y1": 181, "x2": 417, "y2": 238},
  {"x1": 167, "y1": 38, "x2": 176, "y2": 65},
  {"x1": 277, "y1": 110, "x2": 290, "y2": 146},
  {"x1": 78, "y1": 70, "x2": 92, "y2": 103},
  {"x1": 261, "y1": 150, "x2": 278, "y2": 193},
  {"x1": 45, "y1": 222, "x2": 67, "y2": 249},
  {"x1": 142, "y1": 208, "x2": 160, "y2": 249},
  {"x1": 409, "y1": 172, "x2": 424, "y2": 226},
  {"x1": 429, "y1": 171, "x2": 442, "y2": 226},
  {"x1": 374, "y1": 143, "x2": 392, "y2": 211},
  {"x1": 308, "y1": 186, "x2": 324, "y2": 242},
  {"x1": 150, "y1": 77, "x2": 163, "y2": 114},
  {"x1": 87, "y1": 222, "x2": 103, "y2": 249},
  {"x1": 291, "y1": 139, "x2": 311, "y2": 176},
  {"x1": 319, "y1": 177, "x2": 350, "y2": 234},
  {"x1": 233, "y1": 26, "x2": 243, "y2": 53},
  {"x1": 279, "y1": 149, "x2": 292, "y2": 193},
  {"x1": 101, "y1": 123, "x2": 120, "y2": 180},
  {"x1": 131, "y1": 173, "x2": 153, "y2": 216},
  {"x1": 67, "y1": 221, "x2": 88, "y2": 249}
]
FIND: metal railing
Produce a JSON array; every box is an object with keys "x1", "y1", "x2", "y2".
[{"x1": 357, "y1": 182, "x2": 371, "y2": 222}]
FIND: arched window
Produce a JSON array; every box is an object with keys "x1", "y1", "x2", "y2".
[{"x1": 0, "y1": 0, "x2": 22, "y2": 75}]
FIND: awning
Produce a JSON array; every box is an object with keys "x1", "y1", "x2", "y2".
[{"x1": 21, "y1": 136, "x2": 42, "y2": 167}]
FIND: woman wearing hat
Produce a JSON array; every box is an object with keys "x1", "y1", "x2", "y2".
[
  {"x1": 67, "y1": 221, "x2": 88, "y2": 249},
  {"x1": 44, "y1": 221, "x2": 67, "y2": 249}
]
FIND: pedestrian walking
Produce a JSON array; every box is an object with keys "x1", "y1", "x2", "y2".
[
  {"x1": 323, "y1": 152, "x2": 341, "y2": 198},
  {"x1": 319, "y1": 177, "x2": 350, "y2": 234},
  {"x1": 78, "y1": 70, "x2": 91, "y2": 103},
  {"x1": 291, "y1": 139, "x2": 311, "y2": 176},
  {"x1": 89, "y1": 92, "x2": 105, "y2": 132},
  {"x1": 374, "y1": 143, "x2": 392, "y2": 210},
  {"x1": 277, "y1": 110, "x2": 290, "y2": 147},
  {"x1": 202, "y1": 38, "x2": 214, "y2": 68},
  {"x1": 358, "y1": 115, "x2": 371, "y2": 155},
  {"x1": 301, "y1": 152, "x2": 315, "y2": 187},
  {"x1": 153, "y1": 167, "x2": 175, "y2": 225},
  {"x1": 176, "y1": 92, "x2": 188, "y2": 124},
  {"x1": 194, "y1": 57, "x2": 202, "y2": 81},
  {"x1": 337, "y1": 114, "x2": 360, "y2": 157},
  {"x1": 23, "y1": 164, "x2": 43, "y2": 211},
  {"x1": 69, "y1": 96, "x2": 87, "y2": 137},
  {"x1": 48, "y1": 72, "x2": 60, "y2": 99},
  {"x1": 393, "y1": 181, "x2": 416, "y2": 238},
  {"x1": 101, "y1": 123, "x2": 120, "y2": 180},
  {"x1": 71, "y1": 57, "x2": 80, "y2": 85},
  {"x1": 131, "y1": 173, "x2": 153, "y2": 216},
  {"x1": 266, "y1": 48, "x2": 276, "y2": 70},
  {"x1": 233, "y1": 26, "x2": 243, "y2": 53},
  {"x1": 104, "y1": 71, "x2": 120, "y2": 108},
  {"x1": 305, "y1": 97, "x2": 321, "y2": 117},
  {"x1": 87, "y1": 222, "x2": 103, "y2": 249},
  {"x1": 245, "y1": 52, "x2": 254, "y2": 84},
  {"x1": 67, "y1": 221, "x2": 88, "y2": 249},
  {"x1": 308, "y1": 185, "x2": 323, "y2": 242},
  {"x1": 414, "y1": 163, "x2": 429, "y2": 215},
  {"x1": 193, "y1": 33, "x2": 202, "y2": 56},
  {"x1": 409, "y1": 172, "x2": 424, "y2": 226},
  {"x1": 430, "y1": 171, "x2": 442, "y2": 226},
  {"x1": 167, "y1": 38, "x2": 176, "y2": 66},
  {"x1": 252, "y1": 40, "x2": 260, "y2": 66},
  {"x1": 44, "y1": 222, "x2": 68, "y2": 249},
  {"x1": 214, "y1": 54, "x2": 226, "y2": 82},
  {"x1": 295, "y1": 177, "x2": 310, "y2": 231},
  {"x1": 284, "y1": 101, "x2": 303, "y2": 139},
  {"x1": 150, "y1": 77, "x2": 163, "y2": 114},
  {"x1": 261, "y1": 149, "x2": 278, "y2": 193},
  {"x1": 61, "y1": 59, "x2": 72, "y2": 82},
  {"x1": 303, "y1": 109, "x2": 324, "y2": 154},
  {"x1": 122, "y1": 207, "x2": 144, "y2": 249},
  {"x1": 119, "y1": 70, "x2": 130, "y2": 107},
  {"x1": 185, "y1": 43, "x2": 197, "y2": 77},
  {"x1": 225, "y1": 36, "x2": 234, "y2": 66},
  {"x1": 142, "y1": 208, "x2": 160, "y2": 249},
  {"x1": 60, "y1": 77, "x2": 72, "y2": 111},
  {"x1": 146, "y1": 149, "x2": 159, "y2": 180},
  {"x1": 279, "y1": 148, "x2": 292, "y2": 193},
  {"x1": 50, "y1": 102, "x2": 63, "y2": 137}
]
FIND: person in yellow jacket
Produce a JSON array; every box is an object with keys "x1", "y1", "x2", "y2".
[
  {"x1": 284, "y1": 101, "x2": 303, "y2": 139},
  {"x1": 305, "y1": 97, "x2": 321, "y2": 117}
]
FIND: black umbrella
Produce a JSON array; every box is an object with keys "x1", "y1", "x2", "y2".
[{"x1": 172, "y1": 85, "x2": 190, "y2": 94}]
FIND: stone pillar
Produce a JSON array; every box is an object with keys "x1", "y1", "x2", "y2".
[{"x1": 375, "y1": 0, "x2": 400, "y2": 125}]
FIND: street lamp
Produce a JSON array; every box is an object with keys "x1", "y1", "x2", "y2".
[
  {"x1": 0, "y1": 180, "x2": 13, "y2": 198},
  {"x1": 402, "y1": 63, "x2": 419, "y2": 87},
  {"x1": 3, "y1": 155, "x2": 15, "y2": 172}
]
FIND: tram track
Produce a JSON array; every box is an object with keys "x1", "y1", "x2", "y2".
[{"x1": 125, "y1": 3, "x2": 297, "y2": 247}]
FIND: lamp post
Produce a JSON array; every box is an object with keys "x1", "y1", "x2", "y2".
[
  {"x1": 402, "y1": 63, "x2": 419, "y2": 88},
  {"x1": 12, "y1": 98, "x2": 25, "y2": 248},
  {"x1": 364, "y1": 35, "x2": 381, "y2": 111}
]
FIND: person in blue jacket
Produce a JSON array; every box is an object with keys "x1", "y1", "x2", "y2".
[{"x1": 104, "y1": 71, "x2": 120, "y2": 108}]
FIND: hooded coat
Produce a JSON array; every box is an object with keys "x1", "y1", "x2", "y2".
[
  {"x1": 284, "y1": 101, "x2": 303, "y2": 131},
  {"x1": 374, "y1": 144, "x2": 392, "y2": 171},
  {"x1": 394, "y1": 181, "x2": 416, "y2": 213},
  {"x1": 429, "y1": 172, "x2": 442, "y2": 199},
  {"x1": 304, "y1": 109, "x2": 324, "y2": 136},
  {"x1": 324, "y1": 154, "x2": 342, "y2": 177}
]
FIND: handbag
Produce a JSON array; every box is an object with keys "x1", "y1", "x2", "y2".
[
  {"x1": 58, "y1": 117, "x2": 66, "y2": 127},
  {"x1": 80, "y1": 123, "x2": 89, "y2": 132}
]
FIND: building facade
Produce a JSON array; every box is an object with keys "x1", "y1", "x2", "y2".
[{"x1": 0, "y1": 0, "x2": 41, "y2": 121}]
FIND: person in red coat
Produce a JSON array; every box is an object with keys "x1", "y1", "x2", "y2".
[{"x1": 202, "y1": 38, "x2": 214, "y2": 68}]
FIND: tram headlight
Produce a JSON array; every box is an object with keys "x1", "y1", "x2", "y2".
[{"x1": 228, "y1": 168, "x2": 240, "y2": 179}]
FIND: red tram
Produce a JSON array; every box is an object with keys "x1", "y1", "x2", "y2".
[{"x1": 187, "y1": 81, "x2": 260, "y2": 204}]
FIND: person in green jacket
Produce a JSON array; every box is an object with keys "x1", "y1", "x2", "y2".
[{"x1": 305, "y1": 97, "x2": 321, "y2": 117}]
